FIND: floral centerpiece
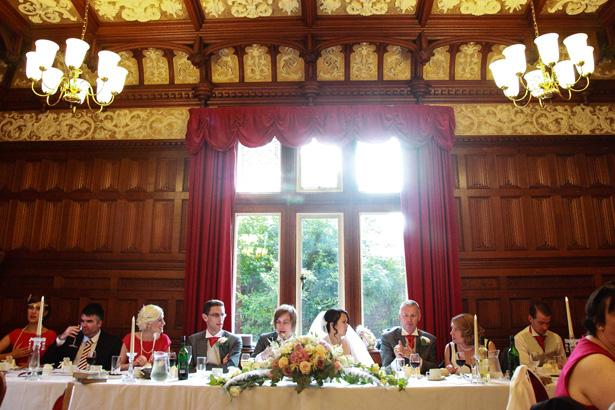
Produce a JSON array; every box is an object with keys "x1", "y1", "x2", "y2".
[
  {"x1": 270, "y1": 333, "x2": 342, "y2": 393},
  {"x1": 215, "y1": 334, "x2": 408, "y2": 399},
  {"x1": 355, "y1": 325, "x2": 377, "y2": 350}
]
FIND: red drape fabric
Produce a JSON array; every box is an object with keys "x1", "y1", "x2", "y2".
[{"x1": 184, "y1": 104, "x2": 461, "y2": 360}]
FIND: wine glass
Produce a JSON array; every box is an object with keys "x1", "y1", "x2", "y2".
[
  {"x1": 69, "y1": 325, "x2": 82, "y2": 348},
  {"x1": 409, "y1": 353, "x2": 421, "y2": 378},
  {"x1": 455, "y1": 351, "x2": 466, "y2": 378},
  {"x1": 86, "y1": 350, "x2": 97, "y2": 371},
  {"x1": 168, "y1": 352, "x2": 177, "y2": 368},
  {"x1": 529, "y1": 352, "x2": 541, "y2": 371}
]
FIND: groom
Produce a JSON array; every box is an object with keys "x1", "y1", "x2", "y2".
[
  {"x1": 187, "y1": 299, "x2": 242, "y2": 372},
  {"x1": 380, "y1": 300, "x2": 438, "y2": 373}
]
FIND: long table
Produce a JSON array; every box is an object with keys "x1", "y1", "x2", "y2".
[{"x1": 1, "y1": 371, "x2": 557, "y2": 410}]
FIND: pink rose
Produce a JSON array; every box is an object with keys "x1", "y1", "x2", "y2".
[
  {"x1": 282, "y1": 365, "x2": 293, "y2": 377},
  {"x1": 334, "y1": 361, "x2": 342, "y2": 371},
  {"x1": 316, "y1": 356, "x2": 325, "y2": 370},
  {"x1": 271, "y1": 359, "x2": 279, "y2": 370}
]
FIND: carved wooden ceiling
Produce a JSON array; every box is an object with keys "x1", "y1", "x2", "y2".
[{"x1": 1, "y1": 0, "x2": 614, "y2": 110}]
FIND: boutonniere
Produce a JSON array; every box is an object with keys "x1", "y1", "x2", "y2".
[
  {"x1": 217, "y1": 336, "x2": 229, "y2": 346},
  {"x1": 419, "y1": 336, "x2": 431, "y2": 346}
]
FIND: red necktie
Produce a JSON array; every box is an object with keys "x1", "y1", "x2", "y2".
[
  {"x1": 209, "y1": 337, "x2": 219, "y2": 347},
  {"x1": 535, "y1": 335, "x2": 545, "y2": 351},
  {"x1": 405, "y1": 335, "x2": 416, "y2": 349}
]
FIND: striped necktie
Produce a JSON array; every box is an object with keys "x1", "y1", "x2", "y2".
[{"x1": 78, "y1": 339, "x2": 93, "y2": 370}]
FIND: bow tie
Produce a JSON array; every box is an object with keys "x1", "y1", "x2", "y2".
[{"x1": 209, "y1": 337, "x2": 219, "y2": 347}]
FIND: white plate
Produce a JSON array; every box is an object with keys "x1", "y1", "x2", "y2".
[{"x1": 427, "y1": 376, "x2": 446, "y2": 381}]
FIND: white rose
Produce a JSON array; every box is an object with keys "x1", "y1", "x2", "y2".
[{"x1": 218, "y1": 337, "x2": 228, "y2": 345}]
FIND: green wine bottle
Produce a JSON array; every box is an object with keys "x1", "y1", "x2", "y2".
[
  {"x1": 178, "y1": 335, "x2": 189, "y2": 381},
  {"x1": 507, "y1": 335, "x2": 520, "y2": 376}
]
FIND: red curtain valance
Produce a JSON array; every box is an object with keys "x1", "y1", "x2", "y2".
[{"x1": 186, "y1": 105, "x2": 456, "y2": 152}]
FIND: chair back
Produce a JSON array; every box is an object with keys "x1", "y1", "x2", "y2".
[
  {"x1": 0, "y1": 372, "x2": 6, "y2": 407},
  {"x1": 506, "y1": 365, "x2": 549, "y2": 410},
  {"x1": 531, "y1": 397, "x2": 588, "y2": 410}
]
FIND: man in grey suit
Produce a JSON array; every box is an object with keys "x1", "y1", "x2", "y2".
[
  {"x1": 380, "y1": 300, "x2": 438, "y2": 373},
  {"x1": 187, "y1": 299, "x2": 242, "y2": 372}
]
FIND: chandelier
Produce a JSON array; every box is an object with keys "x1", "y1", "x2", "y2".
[
  {"x1": 489, "y1": 2, "x2": 594, "y2": 107},
  {"x1": 25, "y1": 1, "x2": 127, "y2": 113}
]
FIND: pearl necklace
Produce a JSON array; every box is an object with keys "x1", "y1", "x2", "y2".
[
  {"x1": 457, "y1": 343, "x2": 474, "y2": 351},
  {"x1": 140, "y1": 331, "x2": 157, "y2": 355}
]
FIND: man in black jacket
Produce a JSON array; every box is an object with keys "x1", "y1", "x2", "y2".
[{"x1": 43, "y1": 303, "x2": 122, "y2": 371}]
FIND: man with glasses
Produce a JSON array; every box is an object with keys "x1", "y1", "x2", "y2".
[
  {"x1": 187, "y1": 299, "x2": 241, "y2": 372},
  {"x1": 252, "y1": 304, "x2": 297, "y2": 361}
]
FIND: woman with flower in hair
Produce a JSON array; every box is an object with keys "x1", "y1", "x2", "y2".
[
  {"x1": 0, "y1": 295, "x2": 56, "y2": 367},
  {"x1": 119, "y1": 304, "x2": 171, "y2": 369},
  {"x1": 310, "y1": 308, "x2": 374, "y2": 365}
]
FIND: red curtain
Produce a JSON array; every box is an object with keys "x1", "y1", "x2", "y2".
[{"x1": 184, "y1": 104, "x2": 461, "y2": 358}]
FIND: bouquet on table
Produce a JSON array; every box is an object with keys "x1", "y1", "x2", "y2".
[
  {"x1": 270, "y1": 333, "x2": 343, "y2": 393},
  {"x1": 355, "y1": 325, "x2": 377, "y2": 350}
]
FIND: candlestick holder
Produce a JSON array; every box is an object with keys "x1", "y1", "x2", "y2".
[
  {"x1": 122, "y1": 352, "x2": 137, "y2": 383},
  {"x1": 27, "y1": 336, "x2": 46, "y2": 380}
]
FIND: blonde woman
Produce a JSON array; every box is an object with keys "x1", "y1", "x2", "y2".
[{"x1": 119, "y1": 305, "x2": 171, "y2": 369}]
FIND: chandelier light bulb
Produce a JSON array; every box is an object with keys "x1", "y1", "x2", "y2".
[
  {"x1": 563, "y1": 33, "x2": 589, "y2": 66},
  {"x1": 98, "y1": 50, "x2": 122, "y2": 80},
  {"x1": 576, "y1": 46, "x2": 594, "y2": 76},
  {"x1": 96, "y1": 78, "x2": 113, "y2": 104},
  {"x1": 65, "y1": 38, "x2": 90, "y2": 69},
  {"x1": 41, "y1": 67, "x2": 63, "y2": 94},
  {"x1": 34, "y1": 40, "x2": 60, "y2": 71},
  {"x1": 534, "y1": 33, "x2": 560, "y2": 66},
  {"x1": 502, "y1": 44, "x2": 527, "y2": 76},
  {"x1": 553, "y1": 60, "x2": 576, "y2": 89},
  {"x1": 489, "y1": 59, "x2": 516, "y2": 89},
  {"x1": 26, "y1": 51, "x2": 43, "y2": 81},
  {"x1": 109, "y1": 66, "x2": 129, "y2": 94}
]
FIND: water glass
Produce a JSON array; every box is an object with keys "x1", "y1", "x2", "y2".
[
  {"x1": 111, "y1": 355, "x2": 121, "y2": 375},
  {"x1": 394, "y1": 358, "x2": 405, "y2": 378},
  {"x1": 529, "y1": 352, "x2": 541, "y2": 370},
  {"x1": 241, "y1": 353, "x2": 251, "y2": 370},
  {"x1": 196, "y1": 356, "x2": 207, "y2": 377}
]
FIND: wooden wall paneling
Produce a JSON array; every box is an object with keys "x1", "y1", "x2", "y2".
[
  {"x1": 476, "y1": 298, "x2": 502, "y2": 329},
  {"x1": 151, "y1": 200, "x2": 174, "y2": 253},
  {"x1": 454, "y1": 197, "x2": 464, "y2": 251},
  {"x1": 182, "y1": 158, "x2": 190, "y2": 192},
  {"x1": 501, "y1": 197, "x2": 527, "y2": 251},
  {"x1": 509, "y1": 297, "x2": 532, "y2": 329},
  {"x1": 18, "y1": 160, "x2": 42, "y2": 192},
  {"x1": 64, "y1": 200, "x2": 90, "y2": 252},
  {"x1": 531, "y1": 196, "x2": 558, "y2": 250},
  {"x1": 591, "y1": 195, "x2": 615, "y2": 248},
  {"x1": 154, "y1": 158, "x2": 177, "y2": 192},
  {"x1": 561, "y1": 196, "x2": 589, "y2": 250},
  {"x1": 0, "y1": 200, "x2": 10, "y2": 250},
  {"x1": 585, "y1": 154, "x2": 612, "y2": 188},
  {"x1": 70, "y1": 160, "x2": 94, "y2": 192},
  {"x1": 556, "y1": 155, "x2": 583, "y2": 188},
  {"x1": 179, "y1": 199, "x2": 188, "y2": 253},
  {"x1": 0, "y1": 160, "x2": 16, "y2": 192},
  {"x1": 527, "y1": 155, "x2": 551, "y2": 188},
  {"x1": 451, "y1": 154, "x2": 459, "y2": 189},
  {"x1": 465, "y1": 154, "x2": 491, "y2": 189},
  {"x1": 11, "y1": 200, "x2": 36, "y2": 251},
  {"x1": 121, "y1": 200, "x2": 146, "y2": 253},
  {"x1": 37, "y1": 200, "x2": 63, "y2": 251},
  {"x1": 468, "y1": 197, "x2": 496, "y2": 251},
  {"x1": 496, "y1": 154, "x2": 520, "y2": 188},
  {"x1": 43, "y1": 160, "x2": 68, "y2": 192},
  {"x1": 96, "y1": 158, "x2": 122, "y2": 192},
  {"x1": 122, "y1": 158, "x2": 149, "y2": 192},
  {"x1": 93, "y1": 200, "x2": 117, "y2": 252}
]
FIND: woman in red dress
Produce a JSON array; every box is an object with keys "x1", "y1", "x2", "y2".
[
  {"x1": 0, "y1": 295, "x2": 57, "y2": 367},
  {"x1": 119, "y1": 304, "x2": 171, "y2": 370}
]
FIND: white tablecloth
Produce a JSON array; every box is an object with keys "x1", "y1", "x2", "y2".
[{"x1": 1, "y1": 371, "x2": 557, "y2": 410}]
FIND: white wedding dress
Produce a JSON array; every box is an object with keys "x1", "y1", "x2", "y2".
[{"x1": 309, "y1": 312, "x2": 374, "y2": 365}]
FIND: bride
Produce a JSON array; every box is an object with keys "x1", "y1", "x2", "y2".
[{"x1": 309, "y1": 308, "x2": 374, "y2": 365}]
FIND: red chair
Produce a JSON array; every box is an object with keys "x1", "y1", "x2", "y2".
[
  {"x1": 51, "y1": 382, "x2": 75, "y2": 410},
  {"x1": 0, "y1": 372, "x2": 6, "y2": 407}
]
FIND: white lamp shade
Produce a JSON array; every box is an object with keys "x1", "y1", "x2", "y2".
[
  {"x1": 41, "y1": 67, "x2": 63, "y2": 94},
  {"x1": 534, "y1": 33, "x2": 560, "y2": 66},
  {"x1": 109, "y1": 66, "x2": 128, "y2": 94},
  {"x1": 98, "y1": 50, "x2": 122, "y2": 80},
  {"x1": 553, "y1": 60, "x2": 576, "y2": 89},
  {"x1": 563, "y1": 33, "x2": 588, "y2": 65},
  {"x1": 489, "y1": 59, "x2": 515, "y2": 88},
  {"x1": 96, "y1": 78, "x2": 113, "y2": 104},
  {"x1": 74, "y1": 78, "x2": 90, "y2": 104},
  {"x1": 65, "y1": 38, "x2": 90, "y2": 69},
  {"x1": 503, "y1": 79, "x2": 520, "y2": 98},
  {"x1": 524, "y1": 69, "x2": 546, "y2": 98},
  {"x1": 34, "y1": 40, "x2": 60, "y2": 71},
  {"x1": 26, "y1": 52, "x2": 43, "y2": 81},
  {"x1": 502, "y1": 44, "x2": 527, "y2": 75},
  {"x1": 576, "y1": 46, "x2": 594, "y2": 76}
]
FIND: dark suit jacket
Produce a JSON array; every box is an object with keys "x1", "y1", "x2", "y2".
[
  {"x1": 43, "y1": 330, "x2": 122, "y2": 371},
  {"x1": 252, "y1": 331, "x2": 279, "y2": 358},
  {"x1": 186, "y1": 330, "x2": 241, "y2": 371},
  {"x1": 379, "y1": 327, "x2": 438, "y2": 373}
]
